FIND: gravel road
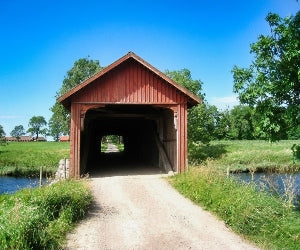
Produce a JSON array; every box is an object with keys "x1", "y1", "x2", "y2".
[{"x1": 65, "y1": 172, "x2": 259, "y2": 250}]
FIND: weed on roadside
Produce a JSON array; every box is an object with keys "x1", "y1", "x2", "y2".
[
  {"x1": 0, "y1": 180, "x2": 92, "y2": 249},
  {"x1": 169, "y1": 167, "x2": 300, "y2": 249}
]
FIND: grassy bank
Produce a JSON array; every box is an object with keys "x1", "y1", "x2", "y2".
[
  {"x1": 0, "y1": 179, "x2": 92, "y2": 249},
  {"x1": 189, "y1": 140, "x2": 300, "y2": 173},
  {"x1": 0, "y1": 142, "x2": 69, "y2": 176},
  {"x1": 173, "y1": 140, "x2": 300, "y2": 248},
  {"x1": 170, "y1": 167, "x2": 300, "y2": 249}
]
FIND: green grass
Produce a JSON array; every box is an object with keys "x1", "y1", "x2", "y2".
[
  {"x1": 101, "y1": 142, "x2": 108, "y2": 152},
  {"x1": 172, "y1": 140, "x2": 300, "y2": 249},
  {"x1": 188, "y1": 140, "x2": 300, "y2": 173},
  {"x1": 170, "y1": 167, "x2": 300, "y2": 249},
  {"x1": 0, "y1": 179, "x2": 92, "y2": 249},
  {"x1": 0, "y1": 142, "x2": 69, "y2": 176},
  {"x1": 115, "y1": 143, "x2": 124, "y2": 152}
]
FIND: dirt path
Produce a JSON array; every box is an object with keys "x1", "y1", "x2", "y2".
[
  {"x1": 104, "y1": 143, "x2": 119, "y2": 153},
  {"x1": 65, "y1": 173, "x2": 259, "y2": 250}
]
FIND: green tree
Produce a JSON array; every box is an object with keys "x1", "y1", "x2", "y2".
[
  {"x1": 287, "y1": 125, "x2": 300, "y2": 139},
  {"x1": 165, "y1": 69, "x2": 204, "y2": 99},
  {"x1": 0, "y1": 125, "x2": 5, "y2": 137},
  {"x1": 49, "y1": 102, "x2": 70, "y2": 137},
  {"x1": 48, "y1": 114, "x2": 63, "y2": 141},
  {"x1": 227, "y1": 105, "x2": 255, "y2": 140},
  {"x1": 232, "y1": 11, "x2": 300, "y2": 141},
  {"x1": 213, "y1": 109, "x2": 231, "y2": 140},
  {"x1": 58, "y1": 57, "x2": 103, "y2": 96},
  {"x1": 10, "y1": 125, "x2": 25, "y2": 141},
  {"x1": 165, "y1": 69, "x2": 216, "y2": 144},
  {"x1": 0, "y1": 125, "x2": 6, "y2": 145},
  {"x1": 188, "y1": 104, "x2": 218, "y2": 144},
  {"x1": 27, "y1": 116, "x2": 47, "y2": 140},
  {"x1": 50, "y1": 57, "x2": 103, "y2": 135}
]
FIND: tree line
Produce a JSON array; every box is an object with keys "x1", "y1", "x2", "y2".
[
  {"x1": 0, "y1": 116, "x2": 48, "y2": 142},
  {"x1": 188, "y1": 103, "x2": 300, "y2": 144}
]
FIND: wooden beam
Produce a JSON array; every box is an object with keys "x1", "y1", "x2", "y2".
[{"x1": 153, "y1": 131, "x2": 173, "y2": 174}]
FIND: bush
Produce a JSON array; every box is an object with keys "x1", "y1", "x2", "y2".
[
  {"x1": 0, "y1": 180, "x2": 92, "y2": 249},
  {"x1": 292, "y1": 144, "x2": 300, "y2": 164}
]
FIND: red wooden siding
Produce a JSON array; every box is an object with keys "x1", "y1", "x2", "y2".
[
  {"x1": 70, "y1": 103, "x2": 81, "y2": 178},
  {"x1": 72, "y1": 60, "x2": 185, "y2": 105}
]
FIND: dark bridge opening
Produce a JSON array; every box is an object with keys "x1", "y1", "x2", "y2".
[
  {"x1": 80, "y1": 105, "x2": 170, "y2": 176},
  {"x1": 100, "y1": 135, "x2": 124, "y2": 153}
]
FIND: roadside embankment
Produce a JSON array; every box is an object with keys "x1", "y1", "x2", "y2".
[
  {"x1": 0, "y1": 179, "x2": 92, "y2": 249},
  {"x1": 179, "y1": 140, "x2": 300, "y2": 249},
  {"x1": 170, "y1": 167, "x2": 300, "y2": 249}
]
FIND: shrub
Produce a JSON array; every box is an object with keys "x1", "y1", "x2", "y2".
[
  {"x1": 292, "y1": 144, "x2": 300, "y2": 164},
  {"x1": 0, "y1": 180, "x2": 92, "y2": 249}
]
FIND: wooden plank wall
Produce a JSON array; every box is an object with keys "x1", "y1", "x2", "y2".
[
  {"x1": 162, "y1": 109, "x2": 177, "y2": 171},
  {"x1": 70, "y1": 103, "x2": 81, "y2": 178},
  {"x1": 178, "y1": 102, "x2": 187, "y2": 173},
  {"x1": 73, "y1": 60, "x2": 184, "y2": 105}
]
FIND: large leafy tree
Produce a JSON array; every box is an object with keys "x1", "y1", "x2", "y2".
[
  {"x1": 49, "y1": 102, "x2": 70, "y2": 137},
  {"x1": 27, "y1": 116, "x2": 47, "y2": 140},
  {"x1": 58, "y1": 57, "x2": 103, "y2": 96},
  {"x1": 48, "y1": 112, "x2": 64, "y2": 141},
  {"x1": 165, "y1": 69, "x2": 204, "y2": 99},
  {"x1": 232, "y1": 11, "x2": 300, "y2": 141},
  {"x1": 10, "y1": 125, "x2": 25, "y2": 141},
  {"x1": 226, "y1": 105, "x2": 255, "y2": 140},
  {"x1": 187, "y1": 103, "x2": 219, "y2": 144},
  {"x1": 49, "y1": 57, "x2": 103, "y2": 136},
  {"x1": 165, "y1": 69, "x2": 216, "y2": 144},
  {"x1": 213, "y1": 109, "x2": 231, "y2": 140}
]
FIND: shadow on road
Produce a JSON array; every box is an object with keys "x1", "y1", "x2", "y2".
[{"x1": 87, "y1": 152, "x2": 165, "y2": 178}]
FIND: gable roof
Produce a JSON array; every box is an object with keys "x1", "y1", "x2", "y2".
[{"x1": 58, "y1": 52, "x2": 202, "y2": 108}]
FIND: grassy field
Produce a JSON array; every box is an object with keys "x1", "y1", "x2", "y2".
[
  {"x1": 0, "y1": 179, "x2": 92, "y2": 249},
  {"x1": 188, "y1": 140, "x2": 300, "y2": 173},
  {"x1": 0, "y1": 142, "x2": 69, "y2": 176}
]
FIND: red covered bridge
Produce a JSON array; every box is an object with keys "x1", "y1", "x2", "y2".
[{"x1": 58, "y1": 52, "x2": 201, "y2": 178}]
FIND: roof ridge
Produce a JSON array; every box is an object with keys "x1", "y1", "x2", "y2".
[{"x1": 58, "y1": 52, "x2": 201, "y2": 107}]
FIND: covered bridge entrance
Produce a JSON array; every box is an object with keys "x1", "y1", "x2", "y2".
[{"x1": 58, "y1": 52, "x2": 201, "y2": 178}]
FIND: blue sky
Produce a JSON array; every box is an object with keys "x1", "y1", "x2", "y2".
[{"x1": 0, "y1": 0, "x2": 299, "y2": 136}]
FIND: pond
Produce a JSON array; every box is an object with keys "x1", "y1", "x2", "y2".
[
  {"x1": 0, "y1": 176, "x2": 44, "y2": 194},
  {"x1": 234, "y1": 172, "x2": 300, "y2": 199}
]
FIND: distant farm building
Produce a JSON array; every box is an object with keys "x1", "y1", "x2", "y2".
[
  {"x1": 35, "y1": 137, "x2": 46, "y2": 142},
  {"x1": 5, "y1": 137, "x2": 18, "y2": 142},
  {"x1": 60, "y1": 136, "x2": 70, "y2": 142},
  {"x1": 6, "y1": 136, "x2": 33, "y2": 142},
  {"x1": 58, "y1": 52, "x2": 201, "y2": 178},
  {"x1": 5, "y1": 136, "x2": 46, "y2": 142}
]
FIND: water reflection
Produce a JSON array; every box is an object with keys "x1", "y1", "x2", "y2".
[
  {"x1": 234, "y1": 172, "x2": 300, "y2": 202},
  {"x1": 0, "y1": 176, "x2": 43, "y2": 194}
]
